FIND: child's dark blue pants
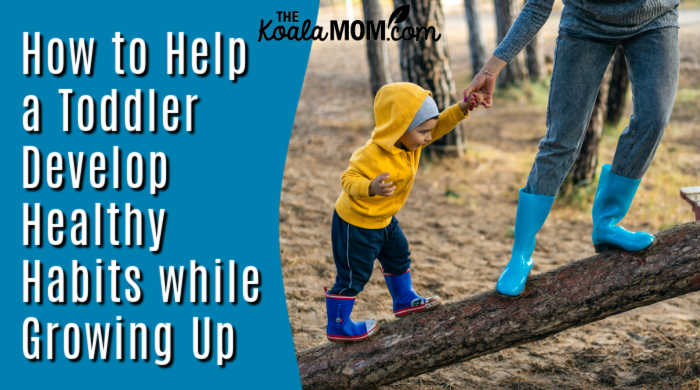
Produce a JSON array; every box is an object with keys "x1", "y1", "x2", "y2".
[{"x1": 328, "y1": 210, "x2": 410, "y2": 296}]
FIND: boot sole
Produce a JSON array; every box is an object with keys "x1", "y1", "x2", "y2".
[
  {"x1": 594, "y1": 239, "x2": 655, "y2": 253},
  {"x1": 394, "y1": 296, "x2": 441, "y2": 317},
  {"x1": 327, "y1": 324, "x2": 378, "y2": 342},
  {"x1": 594, "y1": 242, "x2": 622, "y2": 253}
]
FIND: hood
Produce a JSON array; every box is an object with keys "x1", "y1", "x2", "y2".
[{"x1": 370, "y1": 82, "x2": 432, "y2": 153}]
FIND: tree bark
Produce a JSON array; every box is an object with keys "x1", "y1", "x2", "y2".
[
  {"x1": 493, "y1": 0, "x2": 526, "y2": 86},
  {"x1": 464, "y1": 0, "x2": 486, "y2": 77},
  {"x1": 395, "y1": 0, "x2": 464, "y2": 156},
  {"x1": 363, "y1": 0, "x2": 393, "y2": 97},
  {"x1": 562, "y1": 60, "x2": 613, "y2": 191},
  {"x1": 606, "y1": 46, "x2": 630, "y2": 125},
  {"x1": 298, "y1": 222, "x2": 700, "y2": 390}
]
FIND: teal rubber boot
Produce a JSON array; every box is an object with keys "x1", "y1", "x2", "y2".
[
  {"x1": 592, "y1": 164, "x2": 654, "y2": 252},
  {"x1": 497, "y1": 189, "x2": 554, "y2": 296}
]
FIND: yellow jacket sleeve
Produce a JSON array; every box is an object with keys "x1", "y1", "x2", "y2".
[
  {"x1": 340, "y1": 150, "x2": 373, "y2": 198},
  {"x1": 427, "y1": 103, "x2": 468, "y2": 145},
  {"x1": 341, "y1": 167, "x2": 371, "y2": 198}
]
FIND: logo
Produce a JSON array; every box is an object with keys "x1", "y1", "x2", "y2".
[{"x1": 258, "y1": 5, "x2": 442, "y2": 42}]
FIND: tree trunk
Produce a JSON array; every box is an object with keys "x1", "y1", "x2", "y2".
[
  {"x1": 525, "y1": 37, "x2": 541, "y2": 81},
  {"x1": 464, "y1": 0, "x2": 486, "y2": 77},
  {"x1": 493, "y1": 0, "x2": 526, "y2": 86},
  {"x1": 395, "y1": 0, "x2": 464, "y2": 156},
  {"x1": 523, "y1": 0, "x2": 541, "y2": 80},
  {"x1": 606, "y1": 46, "x2": 630, "y2": 125},
  {"x1": 562, "y1": 60, "x2": 613, "y2": 191},
  {"x1": 298, "y1": 222, "x2": 700, "y2": 390},
  {"x1": 363, "y1": 0, "x2": 393, "y2": 97}
]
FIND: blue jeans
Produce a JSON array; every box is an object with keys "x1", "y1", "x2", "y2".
[
  {"x1": 524, "y1": 26, "x2": 679, "y2": 196},
  {"x1": 328, "y1": 211, "x2": 411, "y2": 297}
]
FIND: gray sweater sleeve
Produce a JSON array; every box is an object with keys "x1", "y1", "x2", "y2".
[{"x1": 493, "y1": 0, "x2": 554, "y2": 63}]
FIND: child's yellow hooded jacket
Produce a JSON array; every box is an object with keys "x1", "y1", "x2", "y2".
[{"x1": 335, "y1": 83, "x2": 468, "y2": 229}]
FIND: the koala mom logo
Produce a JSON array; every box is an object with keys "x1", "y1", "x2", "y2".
[{"x1": 258, "y1": 5, "x2": 442, "y2": 42}]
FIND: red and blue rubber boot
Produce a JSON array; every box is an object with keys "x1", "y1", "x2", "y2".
[
  {"x1": 383, "y1": 269, "x2": 441, "y2": 317},
  {"x1": 325, "y1": 291, "x2": 378, "y2": 342}
]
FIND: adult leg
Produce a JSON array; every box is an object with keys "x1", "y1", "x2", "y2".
[
  {"x1": 612, "y1": 27, "x2": 679, "y2": 178},
  {"x1": 498, "y1": 33, "x2": 616, "y2": 296},
  {"x1": 377, "y1": 217, "x2": 440, "y2": 316},
  {"x1": 591, "y1": 27, "x2": 679, "y2": 252},
  {"x1": 525, "y1": 32, "x2": 617, "y2": 196}
]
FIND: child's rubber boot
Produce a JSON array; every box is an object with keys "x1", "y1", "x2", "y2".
[
  {"x1": 383, "y1": 269, "x2": 441, "y2": 317},
  {"x1": 325, "y1": 291, "x2": 377, "y2": 342},
  {"x1": 496, "y1": 189, "x2": 554, "y2": 296},
  {"x1": 592, "y1": 164, "x2": 654, "y2": 253}
]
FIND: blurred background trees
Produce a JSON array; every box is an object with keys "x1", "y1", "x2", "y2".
[
  {"x1": 352, "y1": 1, "x2": 631, "y2": 164},
  {"x1": 464, "y1": 0, "x2": 486, "y2": 77},
  {"x1": 362, "y1": 0, "x2": 393, "y2": 96},
  {"x1": 393, "y1": 0, "x2": 465, "y2": 156},
  {"x1": 493, "y1": 0, "x2": 526, "y2": 86}
]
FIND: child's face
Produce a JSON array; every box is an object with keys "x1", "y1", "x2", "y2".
[{"x1": 396, "y1": 118, "x2": 437, "y2": 151}]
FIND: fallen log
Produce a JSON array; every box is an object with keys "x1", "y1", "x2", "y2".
[{"x1": 297, "y1": 222, "x2": 700, "y2": 389}]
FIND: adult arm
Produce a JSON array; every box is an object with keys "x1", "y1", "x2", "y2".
[
  {"x1": 464, "y1": 0, "x2": 554, "y2": 106},
  {"x1": 494, "y1": 0, "x2": 554, "y2": 63}
]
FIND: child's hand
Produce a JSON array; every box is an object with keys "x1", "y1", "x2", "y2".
[
  {"x1": 460, "y1": 93, "x2": 483, "y2": 114},
  {"x1": 369, "y1": 173, "x2": 395, "y2": 197}
]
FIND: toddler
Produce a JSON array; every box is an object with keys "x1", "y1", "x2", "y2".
[{"x1": 325, "y1": 82, "x2": 479, "y2": 341}]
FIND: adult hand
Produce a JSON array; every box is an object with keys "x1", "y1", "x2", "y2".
[
  {"x1": 463, "y1": 56, "x2": 507, "y2": 109},
  {"x1": 463, "y1": 71, "x2": 496, "y2": 108},
  {"x1": 459, "y1": 93, "x2": 482, "y2": 113}
]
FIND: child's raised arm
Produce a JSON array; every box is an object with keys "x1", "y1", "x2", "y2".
[{"x1": 427, "y1": 94, "x2": 481, "y2": 145}]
